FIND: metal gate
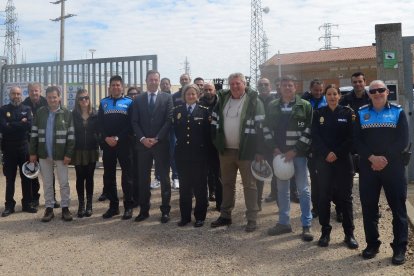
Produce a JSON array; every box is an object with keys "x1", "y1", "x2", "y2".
[{"x1": 0, "y1": 55, "x2": 157, "y2": 107}]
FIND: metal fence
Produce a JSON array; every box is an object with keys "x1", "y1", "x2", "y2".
[{"x1": 0, "y1": 55, "x2": 157, "y2": 108}]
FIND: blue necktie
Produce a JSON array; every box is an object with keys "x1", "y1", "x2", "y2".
[
  {"x1": 149, "y1": 93, "x2": 155, "y2": 113},
  {"x1": 187, "y1": 105, "x2": 192, "y2": 114}
]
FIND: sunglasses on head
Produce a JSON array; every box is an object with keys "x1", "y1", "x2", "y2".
[
  {"x1": 78, "y1": 96, "x2": 90, "y2": 101},
  {"x1": 368, "y1": 88, "x2": 387, "y2": 94}
]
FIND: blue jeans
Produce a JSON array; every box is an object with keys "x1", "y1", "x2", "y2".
[{"x1": 276, "y1": 156, "x2": 312, "y2": 227}]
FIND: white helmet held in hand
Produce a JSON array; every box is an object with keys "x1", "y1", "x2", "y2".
[
  {"x1": 273, "y1": 155, "x2": 294, "y2": 180},
  {"x1": 22, "y1": 161, "x2": 40, "y2": 179},
  {"x1": 251, "y1": 160, "x2": 273, "y2": 181}
]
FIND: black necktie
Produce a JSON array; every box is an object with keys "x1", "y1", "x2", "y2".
[
  {"x1": 187, "y1": 105, "x2": 192, "y2": 114},
  {"x1": 149, "y1": 93, "x2": 155, "y2": 113}
]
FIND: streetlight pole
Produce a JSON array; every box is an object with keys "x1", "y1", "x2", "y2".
[{"x1": 89, "y1": 49, "x2": 96, "y2": 59}]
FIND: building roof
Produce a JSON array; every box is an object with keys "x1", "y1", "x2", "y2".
[{"x1": 263, "y1": 45, "x2": 376, "y2": 66}]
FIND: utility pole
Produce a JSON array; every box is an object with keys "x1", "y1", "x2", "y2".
[
  {"x1": 50, "y1": 0, "x2": 76, "y2": 87},
  {"x1": 319, "y1": 23, "x2": 339, "y2": 50}
]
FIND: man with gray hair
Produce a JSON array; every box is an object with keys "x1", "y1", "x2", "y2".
[
  {"x1": 0, "y1": 86, "x2": 36, "y2": 216},
  {"x1": 210, "y1": 72, "x2": 265, "y2": 232}
]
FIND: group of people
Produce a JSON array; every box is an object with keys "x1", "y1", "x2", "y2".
[{"x1": 0, "y1": 70, "x2": 409, "y2": 265}]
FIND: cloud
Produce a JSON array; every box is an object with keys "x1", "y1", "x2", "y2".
[{"x1": 4, "y1": 0, "x2": 414, "y2": 84}]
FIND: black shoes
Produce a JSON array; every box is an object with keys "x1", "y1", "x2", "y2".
[
  {"x1": 1, "y1": 207, "x2": 15, "y2": 217},
  {"x1": 264, "y1": 194, "x2": 276, "y2": 203},
  {"x1": 135, "y1": 212, "x2": 149, "y2": 222},
  {"x1": 392, "y1": 250, "x2": 406, "y2": 265},
  {"x1": 194, "y1": 220, "x2": 204, "y2": 228},
  {"x1": 54, "y1": 201, "x2": 61, "y2": 209},
  {"x1": 311, "y1": 209, "x2": 318, "y2": 219},
  {"x1": 344, "y1": 235, "x2": 359, "y2": 249},
  {"x1": 85, "y1": 201, "x2": 92, "y2": 217},
  {"x1": 42, "y1": 207, "x2": 54, "y2": 222},
  {"x1": 102, "y1": 208, "x2": 120, "y2": 219},
  {"x1": 98, "y1": 193, "x2": 107, "y2": 202},
  {"x1": 22, "y1": 206, "x2": 38, "y2": 213},
  {"x1": 318, "y1": 233, "x2": 330, "y2": 247},
  {"x1": 362, "y1": 245, "x2": 380, "y2": 259},
  {"x1": 122, "y1": 209, "x2": 133, "y2": 220},
  {"x1": 161, "y1": 213, "x2": 170, "y2": 223},
  {"x1": 77, "y1": 203, "x2": 85, "y2": 218},
  {"x1": 177, "y1": 220, "x2": 190, "y2": 227},
  {"x1": 211, "y1": 217, "x2": 232, "y2": 228},
  {"x1": 61, "y1": 207, "x2": 73, "y2": 221}
]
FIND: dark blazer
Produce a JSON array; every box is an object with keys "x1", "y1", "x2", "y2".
[
  {"x1": 173, "y1": 104, "x2": 211, "y2": 162},
  {"x1": 131, "y1": 91, "x2": 173, "y2": 144}
]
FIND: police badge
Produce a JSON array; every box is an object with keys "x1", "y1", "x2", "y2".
[{"x1": 319, "y1": 116, "x2": 324, "y2": 125}]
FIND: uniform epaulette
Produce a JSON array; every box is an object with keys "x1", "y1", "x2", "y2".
[
  {"x1": 174, "y1": 104, "x2": 184, "y2": 110},
  {"x1": 199, "y1": 105, "x2": 209, "y2": 110},
  {"x1": 359, "y1": 104, "x2": 369, "y2": 110},
  {"x1": 342, "y1": 105, "x2": 353, "y2": 111}
]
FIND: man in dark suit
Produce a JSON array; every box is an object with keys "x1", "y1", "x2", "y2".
[{"x1": 131, "y1": 70, "x2": 173, "y2": 223}]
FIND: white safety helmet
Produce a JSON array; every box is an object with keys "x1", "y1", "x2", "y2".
[
  {"x1": 251, "y1": 160, "x2": 273, "y2": 182},
  {"x1": 22, "y1": 161, "x2": 40, "y2": 179},
  {"x1": 273, "y1": 155, "x2": 294, "y2": 180}
]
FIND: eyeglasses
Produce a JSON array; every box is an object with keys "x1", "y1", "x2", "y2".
[
  {"x1": 368, "y1": 88, "x2": 387, "y2": 94},
  {"x1": 78, "y1": 96, "x2": 90, "y2": 101}
]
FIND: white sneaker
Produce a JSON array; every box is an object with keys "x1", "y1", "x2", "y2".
[
  {"x1": 172, "y1": 179, "x2": 180, "y2": 189},
  {"x1": 150, "y1": 179, "x2": 161, "y2": 189}
]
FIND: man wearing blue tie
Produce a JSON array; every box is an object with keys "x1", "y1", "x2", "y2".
[{"x1": 131, "y1": 70, "x2": 174, "y2": 223}]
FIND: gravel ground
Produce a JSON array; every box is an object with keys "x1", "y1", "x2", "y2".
[{"x1": 0, "y1": 168, "x2": 413, "y2": 275}]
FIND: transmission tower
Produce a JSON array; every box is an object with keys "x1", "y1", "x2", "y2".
[
  {"x1": 262, "y1": 32, "x2": 269, "y2": 63},
  {"x1": 2, "y1": 0, "x2": 20, "y2": 64},
  {"x1": 319, "y1": 23, "x2": 339, "y2": 50},
  {"x1": 250, "y1": 1, "x2": 268, "y2": 89},
  {"x1": 182, "y1": 56, "x2": 190, "y2": 75}
]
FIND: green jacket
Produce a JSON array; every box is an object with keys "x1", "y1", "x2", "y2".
[
  {"x1": 211, "y1": 88, "x2": 265, "y2": 160},
  {"x1": 29, "y1": 106, "x2": 75, "y2": 160},
  {"x1": 263, "y1": 95, "x2": 312, "y2": 156}
]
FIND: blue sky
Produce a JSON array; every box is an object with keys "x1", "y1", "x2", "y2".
[{"x1": 3, "y1": 0, "x2": 414, "y2": 84}]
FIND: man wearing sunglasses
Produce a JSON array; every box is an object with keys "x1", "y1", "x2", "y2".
[{"x1": 354, "y1": 80, "x2": 409, "y2": 265}]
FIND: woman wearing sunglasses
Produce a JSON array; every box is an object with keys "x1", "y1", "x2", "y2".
[
  {"x1": 311, "y1": 84, "x2": 358, "y2": 249},
  {"x1": 72, "y1": 89, "x2": 99, "y2": 217},
  {"x1": 354, "y1": 80, "x2": 409, "y2": 265}
]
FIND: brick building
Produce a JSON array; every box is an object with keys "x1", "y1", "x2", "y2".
[{"x1": 260, "y1": 45, "x2": 377, "y2": 93}]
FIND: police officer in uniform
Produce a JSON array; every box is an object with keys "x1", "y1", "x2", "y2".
[
  {"x1": 0, "y1": 86, "x2": 37, "y2": 216},
  {"x1": 354, "y1": 80, "x2": 408, "y2": 265},
  {"x1": 311, "y1": 84, "x2": 358, "y2": 249},
  {"x1": 173, "y1": 84, "x2": 210, "y2": 227},
  {"x1": 98, "y1": 75, "x2": 134, "y2": 220}
]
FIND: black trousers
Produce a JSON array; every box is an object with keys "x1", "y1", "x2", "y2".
[
  {"x1": 316, "y1": 155, "x2": 355, "y2": 236},
  {"x1": 75, "y1": 163, "x2": 96, "y2": 202},
  {"x1": 102, "y1": 141, "x2": 133, "y2": 209},
  {"x1": 3, "y1": 144, "x2": 32, "y2": 208},
  {"x1": 131, "y1": 141, "x2": 140, "y2": 205},
  {"x1": 138, "y1": 141, "x2": 171, "y2": 215},
  {"x1": 207, "y1": 148, "x2": 222, "y2": 209},
  {"x1": 359, "y1": 159, "x2": 408, "y2": 251},
  {"x1": 176, "y1": 160, "x2": 208, "y2": 221},
  {"x1": 307, "y1": 157, "x2": 319, "y2": 211}
]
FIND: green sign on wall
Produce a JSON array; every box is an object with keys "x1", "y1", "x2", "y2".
[{"x1": 384, "y1": 50, "x2": 398, "y2": 69}]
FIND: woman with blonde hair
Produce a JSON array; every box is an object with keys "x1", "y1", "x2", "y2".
[{"x1": 72, "y1": 89, "x2": 99, "y2": 217}]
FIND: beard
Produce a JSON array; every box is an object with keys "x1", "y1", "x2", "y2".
[{"x1": 10, "y1": 98, "x2": 22, "y2": 106}]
